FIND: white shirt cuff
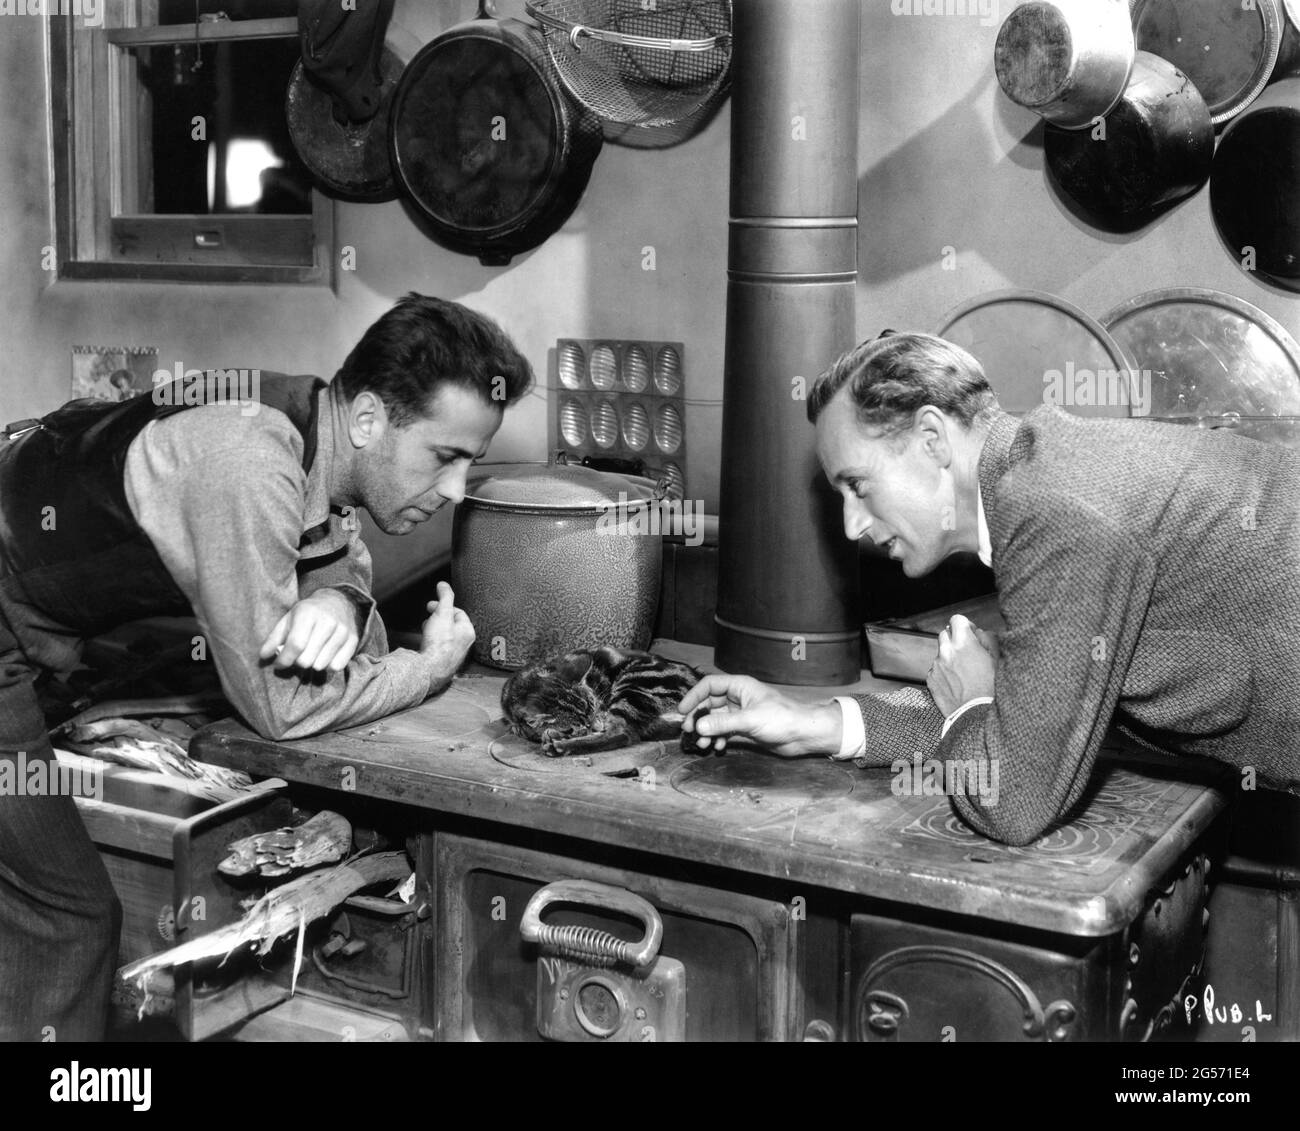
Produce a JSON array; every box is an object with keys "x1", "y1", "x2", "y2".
[
  {"x1": 940, "y1": 696, "x2": 994, "y2": 738},
  {"x1": 833, "y1": 696, "x2": 867, "y2": 760}
]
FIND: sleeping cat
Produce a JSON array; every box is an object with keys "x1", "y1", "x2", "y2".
[{"x1": 501, "y1": 646, "x2": 702, "y2": 757}]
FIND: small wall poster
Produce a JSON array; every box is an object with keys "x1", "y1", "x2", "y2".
[{"x1": 71, "y1": 345, "x2": 159, "y2": 402}]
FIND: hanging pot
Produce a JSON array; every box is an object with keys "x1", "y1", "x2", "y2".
[
  {"x1": 1210, "y1": 77, "x2": 1300, "y2": 289},
  {"x1": 1044, "y1": 51, "x2": 1214, "y2": 229},
  {"x1": 388, "y1": 0, "x2": 603, "y2": 266},
  {"x1": 285, "y1": 39, "x2": 413, "y2": 202},
  {"x1": 994, "y1": 0, "x2": 1136, "y2": 129},
  {"x1": 450, "y1": 465, "x2": 665, "y2": 670}
]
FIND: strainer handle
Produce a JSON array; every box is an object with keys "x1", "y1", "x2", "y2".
[{"x1": 525, "y1": 1, "x2": 729, "y2": 52}]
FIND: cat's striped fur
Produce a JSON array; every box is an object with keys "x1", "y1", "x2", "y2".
[{"x1": 501, "y1": 646, "x2": 701, "y2": 757}]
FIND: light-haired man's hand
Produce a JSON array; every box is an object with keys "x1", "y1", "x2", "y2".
[
  {"x1": 678, "y1": 673, "x2": 842, "y2": 757},
  {"x1": 927, "y1": 613, "x2": 997, "y2": 716}
]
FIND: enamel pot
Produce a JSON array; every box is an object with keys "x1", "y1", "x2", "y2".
[{"x1": 450, "y1": 465, "x2": 664, "y2": 670}]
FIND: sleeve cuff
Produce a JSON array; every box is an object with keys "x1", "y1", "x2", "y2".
[
  {"x1": 832, "y1": 696, "x2": 867, "y2": 760},
  {"x1": 323, "y1": 583, "x2": 377, "y2": 640},
  {"x1": 940, "y1": 696, "x2": 994, "y2": 738}
]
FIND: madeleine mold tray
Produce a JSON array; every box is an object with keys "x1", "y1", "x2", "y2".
[{"x1": 549, "y1": 338, "x2": 688, "y2": 499}]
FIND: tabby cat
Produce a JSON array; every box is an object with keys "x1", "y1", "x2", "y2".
[{"x1": 501, "y1": 646, "x2": 702, "y2": 757}]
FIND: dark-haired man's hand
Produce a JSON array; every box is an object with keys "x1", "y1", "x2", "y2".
[
  {"x1": 420, "y1": 581, "x2": 476, "y2": 689},
  {"x1": 259, "y1": 590, "x2": 361, "y2": 673}
]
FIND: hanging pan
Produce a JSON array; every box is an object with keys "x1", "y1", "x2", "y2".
[
  {"x1": 286, "y1": 0, "x2": 414, "y2": 202},
  {"x1": 1210, "y1": 77, "x2": 1300, "y2": 289},
  {"x1": 1044, "y1": 51, "x2": 1215, "y2": 230},
  {"x1": 389, "y1": 0, "x2": 604, "y2": 266},
  {"x1": 285, "y1": 40, "x2": 415, "y2": 202}
]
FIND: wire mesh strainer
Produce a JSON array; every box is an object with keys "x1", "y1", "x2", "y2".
[{"x1": 525, "y1": 0, "x2": 732, "y2": 128}]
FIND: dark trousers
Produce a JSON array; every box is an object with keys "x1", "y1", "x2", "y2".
[{"x1": 0, "y1": 659, "x2": 121, "y2": 1041}]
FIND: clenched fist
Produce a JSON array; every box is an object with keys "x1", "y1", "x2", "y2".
[
  {"x1": 421, "y1": 581, "x2": 476, "y2": 688},
  {"x1": 926, "y1": 614, "x2": 998, "y2": 717}
]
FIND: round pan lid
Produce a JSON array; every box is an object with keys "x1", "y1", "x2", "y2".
[
  {"x1": 463, "y1": 463, "x2": 660, "y2": 512},
  {"x1": 1101, "y1": 287, "x2": 1300, "y2": 418},
  {"x1": 1129, "y1": 0, "x2": 1284, "y2": 126},
  {"x1": 285, "y1": 43, "x2": 409, "y2": 203},
  {"x1": 935, "y1": 289, "x2": 1140, "y2": 417},
  {"x1": 390, "y1": 26, "x2": 563, "y2": 235}
]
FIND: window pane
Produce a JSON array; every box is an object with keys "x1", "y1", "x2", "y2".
[
  {"x1": 126, "y1": 37, "x2": 312, "y2": 215},
  {"x1": 156, "y1": 0, "x2": 298, "y2": 23}
]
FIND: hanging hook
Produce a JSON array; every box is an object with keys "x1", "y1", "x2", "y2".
[{"x1": 191, "y1": 0, "x2": 203, "y2": 72}]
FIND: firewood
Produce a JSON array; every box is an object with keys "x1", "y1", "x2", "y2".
[
  {"x1": 219, "y1": 810, "x2": 353, "y2": 877},
  {"x1": 118, "y1": 851, "x2": 412, "y2": 996}
]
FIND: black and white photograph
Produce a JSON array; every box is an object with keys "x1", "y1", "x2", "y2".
[{"x1": 0, "y1": 0, "x2": 1297, "y2": 1102}]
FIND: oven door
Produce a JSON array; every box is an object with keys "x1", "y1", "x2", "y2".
[{"x1": 432, "y1": 831, "x2": 801, "y2": 1041}]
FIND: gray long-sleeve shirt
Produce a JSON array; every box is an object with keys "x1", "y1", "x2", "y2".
[{"x1": 122, "y1": 387, "x2": 442, "y2": 740}]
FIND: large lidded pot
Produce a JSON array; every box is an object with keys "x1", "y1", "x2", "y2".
[{"x1": 451, "y1": 465, "x2": 665, "y2": 670}]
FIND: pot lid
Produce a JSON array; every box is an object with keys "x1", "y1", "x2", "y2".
[
  {"x1": 935, "y1": 289, "x2": 1139, "y2": 417},
  {"x1": 1101, "y1": 287, "x2": 1300, "y2": 418},
  {"x1": 1130, "y1": 0, "x2": 1284, "y2": 127},
  {"x1": 463, "y1": 463, "x2": 660, "y2": 509}
]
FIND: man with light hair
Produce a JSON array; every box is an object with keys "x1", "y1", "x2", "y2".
[{"x1": 681, "y1": 331, "x2": 1300, "y2": 845}]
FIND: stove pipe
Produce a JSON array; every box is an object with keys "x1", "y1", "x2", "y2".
[{"x1": 714, "y1": 0, "x2": 862, "y2": 685}]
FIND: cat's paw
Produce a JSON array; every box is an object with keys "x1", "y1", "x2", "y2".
[{"x1": 539, "y1": 727, "x2": 570, "y2": 757}]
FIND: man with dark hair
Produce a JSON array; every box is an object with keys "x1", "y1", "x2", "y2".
[
  {"x1": 0, "y1": 293, "x2": 532, "y2": 1039},
  {"x1": 681, "y1": 331, "x2": 1300, "y2": 848}
]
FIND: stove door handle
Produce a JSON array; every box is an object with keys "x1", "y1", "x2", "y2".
[{"x1": 520, "y1": 879, "x2": 663, "y2": 969}]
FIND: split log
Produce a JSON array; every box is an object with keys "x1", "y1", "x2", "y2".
[
  {"x1": 219, "y1": 810, "x2": 353, "y2": 877},
  {"x1": 118, "y1": 851, "x2": 412, "y2": 992}
]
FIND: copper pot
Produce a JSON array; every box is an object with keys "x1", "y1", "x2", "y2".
[{"x1": 450, "y1": 465, "x2": 664, "y2": 670}]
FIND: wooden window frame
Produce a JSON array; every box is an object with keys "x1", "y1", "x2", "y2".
[{"x1": 50, "y1": 8, "x2": 333, "y2": 285}]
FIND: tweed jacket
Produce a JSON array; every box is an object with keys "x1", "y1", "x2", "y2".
[{"x1": 852, "y1": 407, "x2": 1300, "y2": 845}]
